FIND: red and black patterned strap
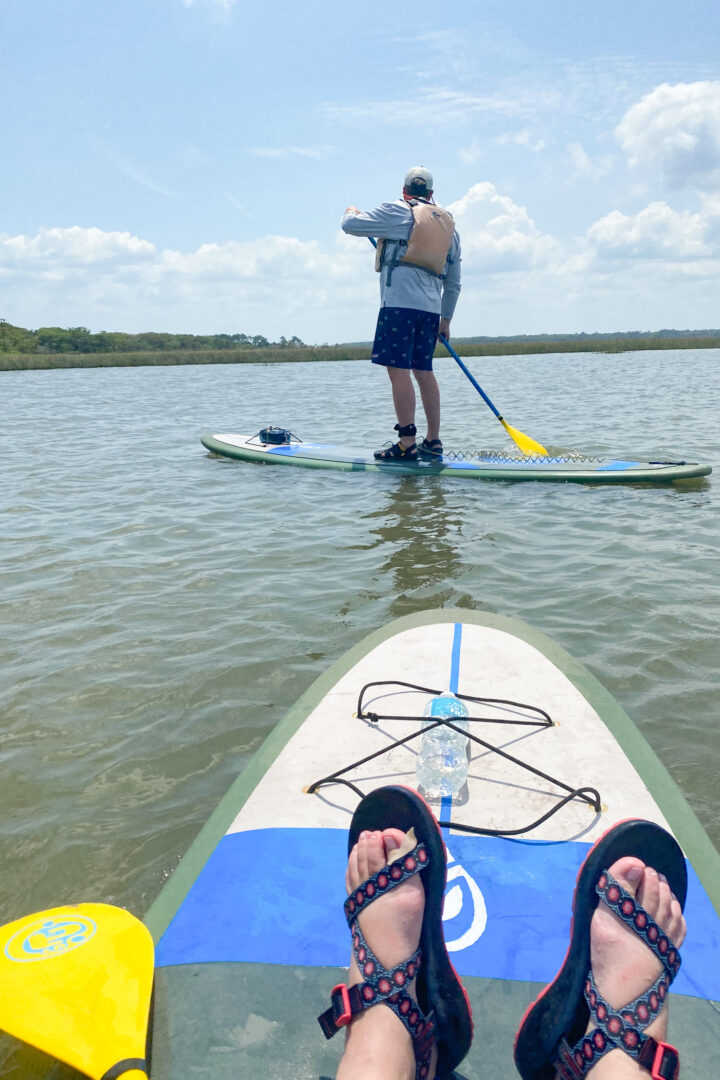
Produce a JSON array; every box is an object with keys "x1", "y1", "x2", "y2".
[
  {"x1": 596, "y1": 871, "x2": 681, "y2": 978},
  {"x1": 553, "y1": 871, "x2": 681, "y2": 1079},
  {"x1": 318, "y1": 982, "x2": 436, "y2": 1078},
  {"x1": 556, "y1": 1033, "x2": 679, "y2": 1079},
  {"x1": 319, "y1": 842, "x2": 435, "y2": 1079},
  {"x1": 350, "y1": 919, "x2": 421, "y2": 995},
  {"x1": 343, "y1": 842, "x2": 429, "y2": 925}
]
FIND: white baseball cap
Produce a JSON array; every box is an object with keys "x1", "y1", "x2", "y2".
[{"x1": 403, "y1": 166, "x2": 433, "y2": 191}]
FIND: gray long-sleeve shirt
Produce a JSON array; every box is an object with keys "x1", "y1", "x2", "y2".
[{"x1": 341, "y1": 200, "x2": 462, "y2": 320}]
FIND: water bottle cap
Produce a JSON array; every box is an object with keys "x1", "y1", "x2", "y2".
[{"x1": 424, "y1": 692, "x2": 469, "y2": 718}]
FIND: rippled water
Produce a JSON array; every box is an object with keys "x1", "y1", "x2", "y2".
[{"x1": 1, "y1": 350, "x2": 718, "y2": 944}]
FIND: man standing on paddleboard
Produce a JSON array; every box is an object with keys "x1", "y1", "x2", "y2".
[{"x1": 342, "y1": 166, "x2": 461, "y2": 462}]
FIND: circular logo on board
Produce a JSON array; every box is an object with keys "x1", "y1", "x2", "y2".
[
  {"x1": 4, "y1": 915, "x2": 97, "y2": 963},
  {"x1": 442, "y1": 850, "x2": 488, "y2": 953}
]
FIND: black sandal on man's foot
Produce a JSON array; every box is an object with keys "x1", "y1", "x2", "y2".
[
  {"x1": 419, "y1": 438, "x2": 443, "y2": 461},
  {"x1": 374, "y1": 423, "x2": 418, "y2": 463}
]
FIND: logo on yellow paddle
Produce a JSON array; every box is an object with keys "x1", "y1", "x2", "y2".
[{"x1": 4, "y1": 915, "x2": 97, "y2": 963}]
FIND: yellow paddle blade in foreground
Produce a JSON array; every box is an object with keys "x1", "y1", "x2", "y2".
[
  {"x1": 501, "y1": 418, "x2": 548, "y2": 456},
  {"x1": 0, "y1": 903, "x2": 153, "y2": 1079}
]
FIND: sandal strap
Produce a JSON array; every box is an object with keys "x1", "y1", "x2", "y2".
[
  {"x1": 344, "y1": 842, "x2": 429, "y2": 924},
  {"x1": 596, "y1": 872, "x2": 681, "y2": 977},
  {"x1": 553, "y1": 869, "x2": 683, "y2": 1079},
  {"x1": 319, "y1": 842, "x2": 435, "y2": 1078},
  {"x1": 318, "y1": 927, "x2": 433, "y2": 1079},
  {"x1": 350, "y1": 920, "x2": 421, "y2": 993},
  {"x1": 318, "y1": 983, "x2": 436, "y2": 1079},
  {"x1": 555, "y1": 1032, "x2": 679, "y2": 1079},
  {"x1": 375, "y1": 440, "x2": 419, "y2": 461},
  {"x1": 557, "y1": 973, "x2": 679, "y2": 1078},
  {"x1": 586, "y1": 969, "x2": 671, "y2": 1040}
]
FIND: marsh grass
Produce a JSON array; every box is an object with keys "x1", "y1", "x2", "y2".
[
  {"x1": 2, "y1": 336, "x2": 719, "y2": 371},
  {"x1": 0, "y1": 345, "x2": 369, "y2": 370}
]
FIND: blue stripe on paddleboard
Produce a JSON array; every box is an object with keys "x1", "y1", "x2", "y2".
[
  {"x1": 597, "y1": 460, "x2": 635, "y2": 471},
  {"x1": 444, "y1": 460, "x2": 491, "y2": 470},
  {"x1": 440, "y1": 622, "x2": 464, "y2": 829},
  {"x1": 155, "y1": 827, "x2": 720, "y2": 1001},
  {"x1": 449, "y1": 623, "x2": 462, "y2": 693}
]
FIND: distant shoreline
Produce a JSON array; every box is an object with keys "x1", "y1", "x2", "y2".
[{"x1": 1, "y1": 335, "x2": 719, "y2": 371}]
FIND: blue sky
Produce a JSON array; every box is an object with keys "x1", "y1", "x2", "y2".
[{"x1": 2, "y1": 0, "x2": 720, "y2": 342}]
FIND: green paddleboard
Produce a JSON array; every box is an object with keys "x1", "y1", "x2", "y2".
[
  {"x1": 146, "y1": 609, "x2": 720, "y2": 1078},
  {"x1": 201, "y1": 433, "x2": 712, "y2": 484}
]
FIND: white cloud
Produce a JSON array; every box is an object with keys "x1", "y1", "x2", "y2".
[
  {"x1": 1, "y1": 227, "x2": 156, "y2": 267},
  {"x1": 0, "y1": 225, "x2": 372, "y2": 339},
  {"x1": 447, "y1": 182, "x2": 557, "y2": 271},
  {"x1": 566, "y1": 142, "x2": 612, "y2": 183},
  {"x1": 495, "y1": 128, "x2": 545, "y2": 153},
  {"x1": 616, "y1": 81, "x2": 720, "y2": 189},
  {"x1": 457, "y1": 141, "x2": 483, "y2": 164},
  {"x1": 158, "y1": 235, "x2": 349, "y2": 282},
  {"x1": 587, "y1": 200, "x2": 718, "y2": 261}
]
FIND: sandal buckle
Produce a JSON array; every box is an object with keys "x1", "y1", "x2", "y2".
[
  {"x1": 330, "y1": 983, "x2": 352, "y2": 1028},
  {"x1": 639, "y1": 1038, "x2": 680, "y2": 1080}
]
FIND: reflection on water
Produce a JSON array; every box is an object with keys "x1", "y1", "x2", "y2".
[{"x1": 363, "y1": 477, "x2": 466, "y2": 601}]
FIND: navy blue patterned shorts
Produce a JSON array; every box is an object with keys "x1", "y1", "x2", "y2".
[{"x1": 371, "y1": 306, "x2": 440, "y2": 371}]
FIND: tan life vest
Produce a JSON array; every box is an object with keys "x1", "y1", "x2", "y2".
[{"x1": 375, "y1": 200, "x2": 456, "y2": 278}]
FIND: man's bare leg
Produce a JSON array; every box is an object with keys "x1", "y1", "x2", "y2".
[
  {"x1": 413, "y1": 370, "x2": 440, "y2": 443},
  {"x1": 387, "y1": 368, "x2": 417, "y2": 447}
]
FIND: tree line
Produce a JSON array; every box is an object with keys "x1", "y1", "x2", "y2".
[
  {"x1": 0, "y1": 320, "x2": 306, "y2": 354},
  {"x1": 2, "y1": 319, "x2": 719, "y2": 371}
]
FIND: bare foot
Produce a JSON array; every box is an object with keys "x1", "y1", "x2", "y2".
[
  {"x1": 579, "y1": 856, "x2": 686, "y2": 1078},
  {"x1": 337, "y1": 829, "x2": 436, "y2": 1080}
]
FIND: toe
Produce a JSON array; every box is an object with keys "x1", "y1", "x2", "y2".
[
  {"x1": 637, "y1": 866, "x2": 660, "y2": 921},
  {"x1": 638, "y1": 868, "x2": 687, "y2": 948},
  {"x1": 654, "y1": 874, "x2": 674, "y2": 929},
  {"x1": 669, "y1": 897, "x2": 687, "y2": 947},
  {"x1": 607, "y1": 855, "x2": 645, "y2": 896},
  {"x1": 347, "y1": 840, "x2": 362, "y2": 893},
  {"x1": 382, "y1": 828, "x2": 409, "y2": 860},
  {"x1": 366, "y1": 831, "x2": 388, "y2": 876},
  {"x1": 623, "y1": 863, "x2": 686, "y2": 947},
  {"x1": 356, "y1": 832, "x2": 372, "y2": 883}
]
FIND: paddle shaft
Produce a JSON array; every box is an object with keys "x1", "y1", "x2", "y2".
[{"x1": 437, "y1": 335, "x2": 503, "y2": 420}]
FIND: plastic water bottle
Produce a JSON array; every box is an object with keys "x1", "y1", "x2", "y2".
[{"x1": 416, "y1": 692, "x2": 470, "y2": 800}]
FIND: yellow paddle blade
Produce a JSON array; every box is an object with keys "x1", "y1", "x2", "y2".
[
  {"x1": 0, "y1": 903, "x2": 153, "y2": 1079},
  {"x1": 501, "y1": 419, "x2": 548, "y2": 456}
]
